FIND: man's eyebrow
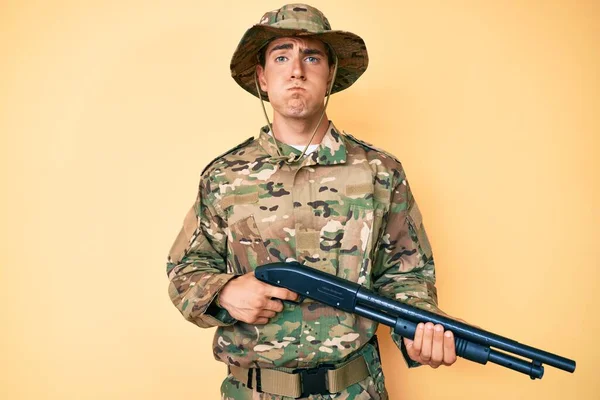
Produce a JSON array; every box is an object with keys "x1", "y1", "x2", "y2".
[
  {"x1": 267, "y1": 44, "x2": 326, "y2": 57},
  {"x1": 302, "y1": 48, "x2": 326, "y2": 56},
  {"x1": 268, "y1": 43, "x2": 293, "y2": 54}
]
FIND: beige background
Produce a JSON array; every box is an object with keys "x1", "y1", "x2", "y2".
[{"x1": 1, "y1": 0, "x2": 598, "y2": 399}]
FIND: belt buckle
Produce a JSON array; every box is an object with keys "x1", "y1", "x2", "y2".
[{"x1": 294, "y1": 364, "x2": 335, "y2": 398}]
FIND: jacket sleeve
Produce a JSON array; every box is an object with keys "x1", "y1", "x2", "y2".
[
  {"x1": 166, "y1": 174, "x2": 237, "y2": 328},
  {"x1": 371, "y1": 167, "x2": 445, "y2": 368}
]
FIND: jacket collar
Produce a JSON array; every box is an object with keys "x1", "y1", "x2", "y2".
[{"x1": 257, "y1": 121, "x2": 347, "y2": 167}]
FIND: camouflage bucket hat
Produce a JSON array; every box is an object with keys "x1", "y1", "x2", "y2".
[{"x1": 230, "y1": 3, "x2": 368, "y2": 101}]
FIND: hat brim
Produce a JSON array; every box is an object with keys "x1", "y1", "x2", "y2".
[{"x1": 230, "y1": 25, "x2": 368, "y2": 101}]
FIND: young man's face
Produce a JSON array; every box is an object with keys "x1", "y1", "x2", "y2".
[{"x1": 256, "y1": 37, "x2": 333, "y2": 121}]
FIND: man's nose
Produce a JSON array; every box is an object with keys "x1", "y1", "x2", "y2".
[{"x1": 290, "y1": 56, "x2": 305, "y2": 80}]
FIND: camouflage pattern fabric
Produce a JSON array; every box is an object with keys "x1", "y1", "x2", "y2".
[
  {"x1": 167, "y1": 122, "x2": 443, "y2": 397},
  {"x1": 230, "y1": 3, "x2": 368, "y2": 100}
]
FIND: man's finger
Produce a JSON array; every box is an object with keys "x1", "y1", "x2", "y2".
[
  {"x1": 264, "y1": 299, "x2": 284, "y2": 312},
  {"x1": 443, "y1": 330, "x2": 457, "y2": 366},
  {"x1": 259, "y1": 310, "x2": 277, "y2": 319},
  {"x1": 430, "y1": 324, "x2": 445, "y2": 368},
  {"x1": 265, "y1": 285, "x2": 299, "y2": 301},
  {"x1": 409, "y1": 323, "x2": 425, "y2": 357},
  {"x1": 284, "y1": 289, "x2": 300, "y2": 301},
  {"x1": 420, "y1": 322, "x2": 435, "y2": 362}
]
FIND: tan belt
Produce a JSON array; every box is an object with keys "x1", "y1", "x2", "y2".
[{"x1": 229, "y1": 354, "x2": 370, "y2": 398}]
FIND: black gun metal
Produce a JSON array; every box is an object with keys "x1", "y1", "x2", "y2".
[{"x1": 254, "y1": 261, "x2": 576, "y2": 379}]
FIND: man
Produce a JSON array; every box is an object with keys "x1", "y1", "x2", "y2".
[{"x1": 167, "y1": 4, "x2": 456, "y2": 399}]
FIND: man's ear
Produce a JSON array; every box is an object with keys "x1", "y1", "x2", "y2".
[
  {"x1": 256, "y1": 65, "x2": 268, "y2": 92},
  {"x1": 327, "y1": 63, "x2": 335, "y2": 87}
]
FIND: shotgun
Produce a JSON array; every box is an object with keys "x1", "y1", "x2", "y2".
[{"x1": 254, "y1": 261, "x2": 576, "y2": 379}]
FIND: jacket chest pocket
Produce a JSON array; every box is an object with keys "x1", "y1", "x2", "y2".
[
  {"x1": 223, "y1": 187, "x2": 270, "y2": 274},
  {"x1": 335, "y1": 203, "x2": 388, "y2": 288},
  {"x1": 337, "y1": 204, "x2": 378, "y2": 286},
  {"x1": 227, "y1": 214, "x2": 271, "y2": 274}
]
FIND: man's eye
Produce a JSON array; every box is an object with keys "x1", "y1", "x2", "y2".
[
  {"x1": 305, "y1": 56, "x2": 319, "y2": 63},
  {"x1": 275, "y1": 56, "x2": 288, "y2": 62}
]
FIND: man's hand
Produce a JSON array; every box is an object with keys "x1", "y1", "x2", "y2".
[
  {"x1": 403, "y1": 322, "x2": 457, "y2": 368},
  {"x1": 217, "y1": 272, "x2": 299, "y2": 324}
]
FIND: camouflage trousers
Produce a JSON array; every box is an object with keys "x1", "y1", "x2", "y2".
[{"x1": 220, "y1": 341, "x2": 388, "y2": 400}]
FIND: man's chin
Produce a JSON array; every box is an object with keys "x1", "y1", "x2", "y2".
[
  {"x1": 271, "y1": 99, "x2": 323, "y2": 120},
  {"x1": 283, "y1": 102, "x2": 309, "y2": 117},
  {"x1": 285, "y1": 108, "x2": 307, "y2": 117}
]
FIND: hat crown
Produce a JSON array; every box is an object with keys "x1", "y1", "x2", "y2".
[{"x1": 258, "y1": 4, "x2": 331, "y2": 33}]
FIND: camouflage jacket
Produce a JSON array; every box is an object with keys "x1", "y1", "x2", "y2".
[{"x1": 167, "y1": 122, "x2": 442, "y2": 369}]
